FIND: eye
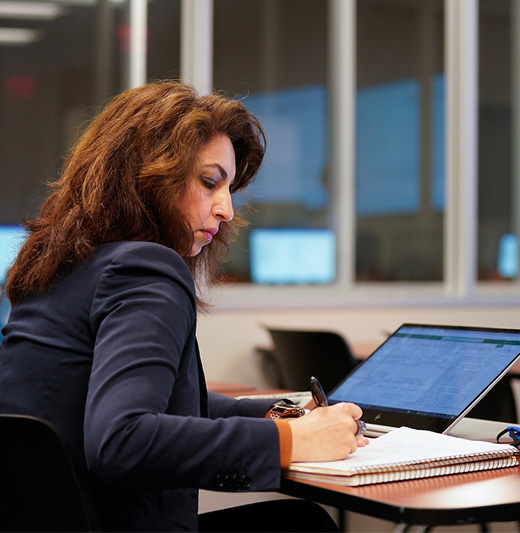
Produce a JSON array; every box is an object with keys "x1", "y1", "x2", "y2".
[{"x1": 201, "y1": 177, "x2": 217, "y2": 190}]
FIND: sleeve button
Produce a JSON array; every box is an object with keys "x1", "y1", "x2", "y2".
[{"x1": 214, "y1": 475, "x2": 225, "y2": 489}]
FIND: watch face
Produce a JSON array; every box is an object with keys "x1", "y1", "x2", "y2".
[{"x1": 270, "y1": 404, "x2": 306, "y2": 419}]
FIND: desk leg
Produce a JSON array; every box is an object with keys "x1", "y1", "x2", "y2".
[{"x1": 338, "y1": 509, "x2": 346, "y2": 532}]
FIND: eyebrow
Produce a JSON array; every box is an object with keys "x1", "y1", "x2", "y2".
[{"x1": 203, "y1": 163, "x2": 234, "y2": 183}]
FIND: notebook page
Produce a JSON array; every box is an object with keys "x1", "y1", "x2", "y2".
[{"x1": 289, "y1": 426, "x2": 517, "y2": 475}]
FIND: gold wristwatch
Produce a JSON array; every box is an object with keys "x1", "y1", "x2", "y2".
[{"x1": 269, "y1": 400, "x2": 306, "y2": 419}]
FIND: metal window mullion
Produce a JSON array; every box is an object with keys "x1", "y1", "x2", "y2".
[
  {"x1": 180, "y1": 0, "x2": 213, "y2": 95},
  {"x1": 128, "y1": 0, "x2": 148, "y2": 89},
  {"x1": 329, "y1": 0, "x2": 356, "y2": 288},
  {"x1": 512, "y1": 0, "x2": 520, "y2": 284},
  {"x1": 444, "y1": 0, "x2": 478, "y2": 297}
]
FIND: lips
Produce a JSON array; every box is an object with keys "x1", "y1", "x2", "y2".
[{"x1": 200, "y1": 227, "x2": 218, "y2": 243}]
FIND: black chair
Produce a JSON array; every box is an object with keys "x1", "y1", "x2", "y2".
[
  {"x1": 467, "y1": 375, "x2": 518, "y2": 423},
  {"x1": 0, "y1": 414, "x2": 102, "y2": 532},
  {"x1": 266, "y1": 328, "x2": 359, "y2": 393}
]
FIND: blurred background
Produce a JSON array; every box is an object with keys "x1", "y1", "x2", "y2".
[{"x1": 0, "y1": 0, "x2": 518, "y2": 386}]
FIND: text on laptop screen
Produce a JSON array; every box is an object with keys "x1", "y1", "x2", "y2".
[{"x1": 328, "y1": 324, "x2": 520, "y2": 418}]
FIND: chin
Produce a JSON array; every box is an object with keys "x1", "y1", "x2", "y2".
[{"x1": 190, "y1": 244, "x2": 204, "y2": 257}]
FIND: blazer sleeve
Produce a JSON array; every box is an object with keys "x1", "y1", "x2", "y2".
[
  {"x1": 207, "y1": 391, "x2": 281, "y2": 419},
  {"x1": 84, "y1": 242, "x2": 282, "y2": 492}
]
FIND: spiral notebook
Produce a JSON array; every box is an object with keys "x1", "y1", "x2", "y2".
[{"x1": 286, "y1": 427, "x2": 519, "y2": 487}]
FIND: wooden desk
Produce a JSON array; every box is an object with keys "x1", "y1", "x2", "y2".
[
  {"x1": 206, "y1": 381, "x2": 257, "y2": 394},
  {"x1": 352, "y1": 342, "x2": 379, "y2": 359},
  {"x1": 282, "y1": 418, "x2": 520, "y2": 527},
  {"x1": 208, "y1": 383, "x2": 520, "y2": 526},
  {"x1": 282, "y1": 466, "x2": 520, "y2": 526}
]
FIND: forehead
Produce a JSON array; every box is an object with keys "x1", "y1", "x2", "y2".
[{"x1": 196, "y1": 135, "x2": 236, "y2": 178}]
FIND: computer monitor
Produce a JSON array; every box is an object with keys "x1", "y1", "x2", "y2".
[
  {"x1": 497, "y1": 233, "x2": 518, "y2": 279},
  {"x1": 250, "y1": 228, "x2": 335, "y2": 284},
  {"x1": 0, "y1": 286, "x2": 10, "y2": 339},
  {"x1": 0, "y1": 225, "x2": 26, "y2": 284}
]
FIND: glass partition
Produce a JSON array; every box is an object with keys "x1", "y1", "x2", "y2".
[
  {"x1": 0, "y1": 1, "x2": 128, "y2": 224},
  {"x1": 213, "y1": 0, "x2": 331, "y2": 283},
  {"x1": 355, "y1": 0, "x2": 445, "y2": 282},
  {"x1": 478, "y1": 0, "x2": 519, "y2": 283}
]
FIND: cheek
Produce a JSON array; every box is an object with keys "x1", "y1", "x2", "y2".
[
  {"x1": 181, "y1": 191, "x2": 209, "y2": 227},
  {"x1": 177, "y1": 189, "x2": 196, "y2": 221}
]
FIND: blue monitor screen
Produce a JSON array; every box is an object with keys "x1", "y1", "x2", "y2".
[
  {"x1": 498, "y1": 233, "x2": 518, "y2": 278},
  {"x1": 250, "y1": 228, "x2": 335, "y2": 284},
  {"x1": 0, "y1": 225, "x2": 26, "y2": 284}
]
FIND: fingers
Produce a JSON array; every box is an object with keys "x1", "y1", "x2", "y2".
[
  {"x1": 316, "y1": 403, "x2": 364, "y2": 455},
  {"x1": 321, "y1": 401, "x2": 363, "y2": 421},
  {"x1": 288, "y1": 401, "x2": 366, "y2": 462}
]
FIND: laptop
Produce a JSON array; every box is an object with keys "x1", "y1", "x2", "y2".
[{"x1": 327, "y1": 324, "x2": 520, "y2": 436}]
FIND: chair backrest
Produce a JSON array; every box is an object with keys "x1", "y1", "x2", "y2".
[
  {"x1": 267, "y1": 328, "x2": 359, "y2": 393},
  {"x1": 467, "y1": 374, "x2": 518, "y2": 423},
  {"x1": 0, "y1": 414, "x2": 102, "y2": 532}
]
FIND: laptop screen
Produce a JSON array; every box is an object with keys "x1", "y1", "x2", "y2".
[{"x1": 328, "y1": 324, "x2": 520, "y2": 433}]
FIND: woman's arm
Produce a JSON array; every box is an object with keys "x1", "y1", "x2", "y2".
[{"x1": 84, "y1": 242, "x2": 283, "y2": 491}]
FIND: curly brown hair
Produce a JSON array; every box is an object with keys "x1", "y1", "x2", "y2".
[{"x1": 6, "y1": 81, "x2": 265, "y2": 307}]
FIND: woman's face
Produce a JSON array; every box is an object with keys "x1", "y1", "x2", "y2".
[{"x1": 180, "y1": 134, "x2": 236, "y2": 257}]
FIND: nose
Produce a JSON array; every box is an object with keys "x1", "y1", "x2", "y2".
[{"x1": 213, "y1": 189, "x2": 234, "y2": 222}]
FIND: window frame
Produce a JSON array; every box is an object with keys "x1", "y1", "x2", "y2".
[{"x1": 150, "y1": 0, "x2": 520, "y2": 310}]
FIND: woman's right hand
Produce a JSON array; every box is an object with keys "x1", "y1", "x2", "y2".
[{"x1": 287, "y1": 403, "x2": 364, "y2": 463}]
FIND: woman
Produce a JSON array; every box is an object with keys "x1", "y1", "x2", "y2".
[{"x1": 0, "y1": 81, "x2": 363, "y2": 532}]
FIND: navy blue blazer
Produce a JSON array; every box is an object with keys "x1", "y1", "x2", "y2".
[{"x1": 0, "y1": 241, "x2": 281, "y2": 531}]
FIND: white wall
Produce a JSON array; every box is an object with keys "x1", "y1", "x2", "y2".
[{"x1": 197, "y1": 305, "x2": 520, "y2": 388}]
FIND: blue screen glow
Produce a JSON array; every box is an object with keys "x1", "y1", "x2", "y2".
[
  {"x1": 250, "y1": 228, "x2": 335, "y2": 284},
  {"x1": 0, "y1": 225, "x2": 26, "y2": 284}
]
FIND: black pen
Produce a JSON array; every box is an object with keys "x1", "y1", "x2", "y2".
[
  {"x1": 311, "y1": 376, "x2": 366, "y2": 437},
  {"x1": 310, "y1": 376, "x2": 328, "y2": 407}
]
